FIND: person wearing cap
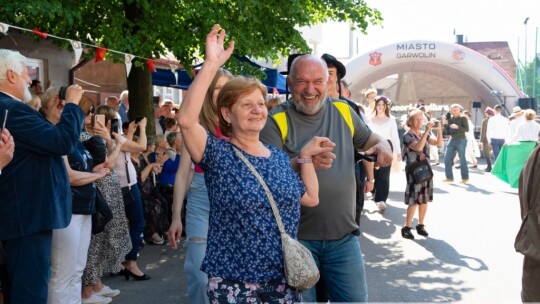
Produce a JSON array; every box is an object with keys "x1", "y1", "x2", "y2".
[
  {"x1": 442, "y1": 104, "x2": 469, "y2": 183},
  {"x1": 486, "y1": 105, "x2": 509, "y2": 162},
  {"x1": 261, "y1": 54, "x2": 393, "y2": 302},
  {"x1": 321, "y1": 53, "x2": 375, "y2": 226},
  {"x1": 364, "y1": 88, "x2": 377, "y2": 119},
  {"x1": 509, "y1": 106, "x2": 525, "y2": 144},
  {"x1": 480, "y1": 107, "x2": 495, "y2": 172}
]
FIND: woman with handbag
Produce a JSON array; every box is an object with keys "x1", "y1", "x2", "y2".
[
  {"x1": 401, "y1": 109, "x2": 443, "y2": 239},
  {"x1": 94, "y1": 105, "x2": 150, "y2": 281},
  {"x1": 177, "y1": 25, "x2": 332, "y2": 302}
]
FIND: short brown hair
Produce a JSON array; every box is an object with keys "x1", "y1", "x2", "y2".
[{"x1": 217, "y1": 76, "x2": 267, "y2": 137}]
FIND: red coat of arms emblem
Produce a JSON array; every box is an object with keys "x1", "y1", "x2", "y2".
[{"x1": 369, "y1": 52, "x2": 382, "y2": 66}]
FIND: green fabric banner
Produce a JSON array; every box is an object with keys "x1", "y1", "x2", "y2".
[{"x1": 492, "y1": 141, "x2": 537, "y2": 188}]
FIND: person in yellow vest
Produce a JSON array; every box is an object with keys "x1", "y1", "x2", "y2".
[{"x1": 261, "y1": 54, "x2": 393, "y2": 302}]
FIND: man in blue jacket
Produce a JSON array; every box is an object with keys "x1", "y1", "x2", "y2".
[{"x1": 0, "y1": 49, "x2": 85, "y2": 304}]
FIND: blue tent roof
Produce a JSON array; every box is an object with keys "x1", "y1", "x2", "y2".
[{"x1": 151, "y1": 57, "x2": 287, "y2": 93}]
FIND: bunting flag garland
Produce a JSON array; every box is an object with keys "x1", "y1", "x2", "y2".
[
  {"x1": 146, "y1": 59, "x2": 156, "y2": 72},
  {"x1": 0, "y1": 23, "x2": 9, "y2": 34},
  {"x1": 32, "y1": 28, "x2": 48, "y2": 39},
  {"x1": 70, "y1": 39, "x2": 82, "y2": 63},
  {"x1": 0, "y1": 21, "x2": 183, "y2": 76},
  {"x1": 272, "y1": 87, "x2": 279, "y2": 96},
  {"x1": 95, "y1": 46, "x2": 107, "y2": 62},
  {"x1": 125, "y1": 54, "x2": 134, "y2": 76}
]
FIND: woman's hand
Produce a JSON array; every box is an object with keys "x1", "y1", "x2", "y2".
[
  {"x1": 299, "y1": 137, "x2": 336, "y2": 160},
  {"x1": 93, "y1": 120, "x2": 111, "y2": 142},
  {"x1": 138, "y1": 117, "x2": 147, "y2": 130},
  {"x1": 204, "y1": 24, "x2": 235, "y2": 68},
  {"x1": 168, "y1": 218, "x2": 183, "y2": 250}
]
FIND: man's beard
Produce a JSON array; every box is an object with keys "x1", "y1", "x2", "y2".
[
  {"x1": 22, "y1": 87, "x2": 32, "y2": 103},
  {"x1": 294, "y1": 99, "x2": 324, "y2": 115}
]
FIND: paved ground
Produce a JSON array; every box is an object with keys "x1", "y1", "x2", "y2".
[{"x1": 102, "y1": 157, "x2": 524, "y2": 303}]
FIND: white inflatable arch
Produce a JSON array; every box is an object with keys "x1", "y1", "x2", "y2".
[{"x1": 345, "y1": 40, "x2": 523, "y2": 112}]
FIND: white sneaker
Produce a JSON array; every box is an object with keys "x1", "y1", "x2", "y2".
[
  {"x1": 377, "y1": 201, "x2": 386, "y2": 212},
  {"x1": 95, "y1": 285, "x2": 120, "y2": 297},
  {"x1": 82, "y1": 293, "x2": 113, "y2": 304}
]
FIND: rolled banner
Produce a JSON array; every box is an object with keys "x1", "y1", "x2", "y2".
[
  {"x1": 125, "y1": 54, "x2": 134, "y2": 76},
  {"x1": 70, "y1": 40, "x2": 83, "y2": 63},
  {"x1": 0, "y1": 23, "x2": 9, "y2": 34},
  {"x1": 170, "y1": 64, "x2": 178, "y2": 84}
]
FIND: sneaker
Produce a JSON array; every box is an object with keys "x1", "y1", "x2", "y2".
[
  {"x1": 82, "y1": 293, "x2": 112, "y2": 304},
  {"x1": 442, "y1": 178, "x2": 454, "y2": 182},
  {"x1": 376, "y1": 201, "x2": 386, "y2": 212},
  {"x1": 95, "y1": 285, "x2": 120, "y2": 297},
  {"x1": 401, "y1": 227, "x2": 414, "y2": 239},
  {"x1": 460, "y1": 179, "x2": 469, "y2": 184},
  {"x1": 416, "y1": 224, "x2": 429, "y2": 237}
]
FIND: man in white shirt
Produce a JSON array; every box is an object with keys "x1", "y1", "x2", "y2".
[
  {"x1": 486, "y1": 105, "x2": 509, "y2": 161},
  {"x1": 509, "y1": 106, "x2": 525, "y2": 143}
]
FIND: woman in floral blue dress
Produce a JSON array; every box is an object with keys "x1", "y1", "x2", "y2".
[{"x1": 177, "y1": 25, "x2": 335, "y2": 303}]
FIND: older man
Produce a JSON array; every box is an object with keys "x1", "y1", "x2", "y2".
[
  {"x1": 443, "y1": 104, "x2": 469, "y2": 183},
  {"x1": 260, "y1": 54, "x2": 392, "y2": 302},
  {"x1": 118, "y1": 90, "x2": 129, "y2": 123},
  {"x1": 0, "y1": 49, "x2": 84, "y2": 303}
]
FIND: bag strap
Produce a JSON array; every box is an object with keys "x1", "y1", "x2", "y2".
[
  {"x1": 232, "y1": 146, "x2": 287, "y2": 236},
  {"x1": 124, "y1": 150, "x2": 131, "y2": 189}
]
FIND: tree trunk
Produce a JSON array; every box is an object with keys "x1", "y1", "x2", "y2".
[{"x1": 127, "y1": 63, "x2": 155, "y2": 135}]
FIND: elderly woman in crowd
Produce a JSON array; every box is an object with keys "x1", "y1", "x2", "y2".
[
  {"x1": 401, "y1": 109, "x2": 443, "y2": 240},
  {"x1": 40, "y1": 87, "x2": 111, "y2": 303},
  {"x1": 177, "y1": 25, "x2": 333, "y2": 302},
  {"x1": 80, "y1": 101, "x2": 132, "y2": 304},
  {"x1": 168, "y1": 68, "x2": 232, "y2": 304}
]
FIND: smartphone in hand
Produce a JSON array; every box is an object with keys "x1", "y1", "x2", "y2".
[
  {"x1": 110, "y1": 119, "x2": 119, "y2": 136},
  {"x1": 0, "y1": 109, "x2": 8, "y2": 137},
  {"x1": 135, "y1": 116, "x2": 144, "y2": 123},
  {"x1": 93, "y1": 114, "x2": 105, "y2": 128}
]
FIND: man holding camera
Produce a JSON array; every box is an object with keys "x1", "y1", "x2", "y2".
[
  {"x1": 443, "y1": 104, "x2": 469, "y2": 183},
  {"x1": 0, "y1": 49, "x2": 85, "y2": 303}
]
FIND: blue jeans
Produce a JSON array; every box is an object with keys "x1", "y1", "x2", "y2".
[
  {"x1": 444, "y1": 137, "x2": 469, "y2": 180},
  {"x1": 125, "y1": 184, "x2": 145, "y2": 261},
  {"x1": 490, "y1": 138, "x2": 505, "y2": 161},
  {"x1": 184, "y1": 173, "x2": 210, "y2": 304},
  {"x1": 3, "y1": 230, "x2": 52, "y2": 304},
  {"x1": 300, "y1": 233, "x2": 368, "y2": 302}
]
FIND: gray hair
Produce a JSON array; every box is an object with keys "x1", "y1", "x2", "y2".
[
  {"x1": 0, "y1": 49, "x2": 27, "y2": 84},
  {"x1": 288, "y1": 54, "x2": 328, "y2": 83}
]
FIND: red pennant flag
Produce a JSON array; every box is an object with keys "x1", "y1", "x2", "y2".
[
  {"x1": 273, "y1": 87, "x2": 279, "y2": 95},
  {"x1": 191, "y1": 68, "x2": 197, "y2": 76},
  {"x1": 147, "y1": 59, "x2": 156, "y2": 72},
  {"x1": 32, "y1": 28, "x2": 48, "y2": 39},
  {"x1": 95, "y1": 47, "x2": 107, "y2": 63}
]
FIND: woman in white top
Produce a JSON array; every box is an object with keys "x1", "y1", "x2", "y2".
[
  {"x1": 509, "y1": 109, "x2": 540, "y2": 143},
  {"x1": 368, "y1": 95, "x2": 401, "y2": 211},
  {"x1": 463, "y1": 110, "x2": 479, "y2": 168}
]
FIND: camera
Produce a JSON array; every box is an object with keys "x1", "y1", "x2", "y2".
[
  {"x1": 433, "y1": 120, "x2": 439, "y2": 127},
  {"x1": 58, "y1": 86, "x2": 67, "y2": 101},
  {"x1": 445, "y1": 112, "x2": 451, "y2": 121}
]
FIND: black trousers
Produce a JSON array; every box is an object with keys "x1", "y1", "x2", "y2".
[{"x1": 373, "y1": 165, "x2": 391, "y2": 202}]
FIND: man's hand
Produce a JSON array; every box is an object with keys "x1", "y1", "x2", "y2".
[
  {"x1": 64, "y1": 85, "x2": 84, "y2": 105},
  {"x1": 365, "y1": 140, "x2": 393, "y2": 168},
  {"x1": 0, "y1": 128, "x2": 14, "y2": 170}
]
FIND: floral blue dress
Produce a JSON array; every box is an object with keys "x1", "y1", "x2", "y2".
[
  {"x1": 199, "y1": 133, "x2": 305, "y2": 283},
  {"x1": 402, "y1": 131, "x2": 434, "y2": 205}
]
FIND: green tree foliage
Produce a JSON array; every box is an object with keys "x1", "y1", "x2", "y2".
[{"x1": 1, "y1": 0, "x2": 382, "y2": 132}]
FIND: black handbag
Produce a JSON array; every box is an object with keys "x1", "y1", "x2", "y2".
[
  {"x1": 122, "y1": 152, "x2": 135, "y2": 207},
  {"x1": 407, "y1": 159, "x2": 434, "y2": 184},
  {"x1": 92, "y1": 188, "x2": 113, "y2": 235}
]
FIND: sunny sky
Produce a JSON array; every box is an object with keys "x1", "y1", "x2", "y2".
[{"x1": 318, "y1": 0, "x2": 540, "y2": 65}]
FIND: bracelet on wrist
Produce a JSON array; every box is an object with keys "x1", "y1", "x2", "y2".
[
  {"x1": 366, "y1": 179, "x2": 375, "y2": 183},
  {"x1": 296, "y1": 158, "x2": 313, "y2": 164}
]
